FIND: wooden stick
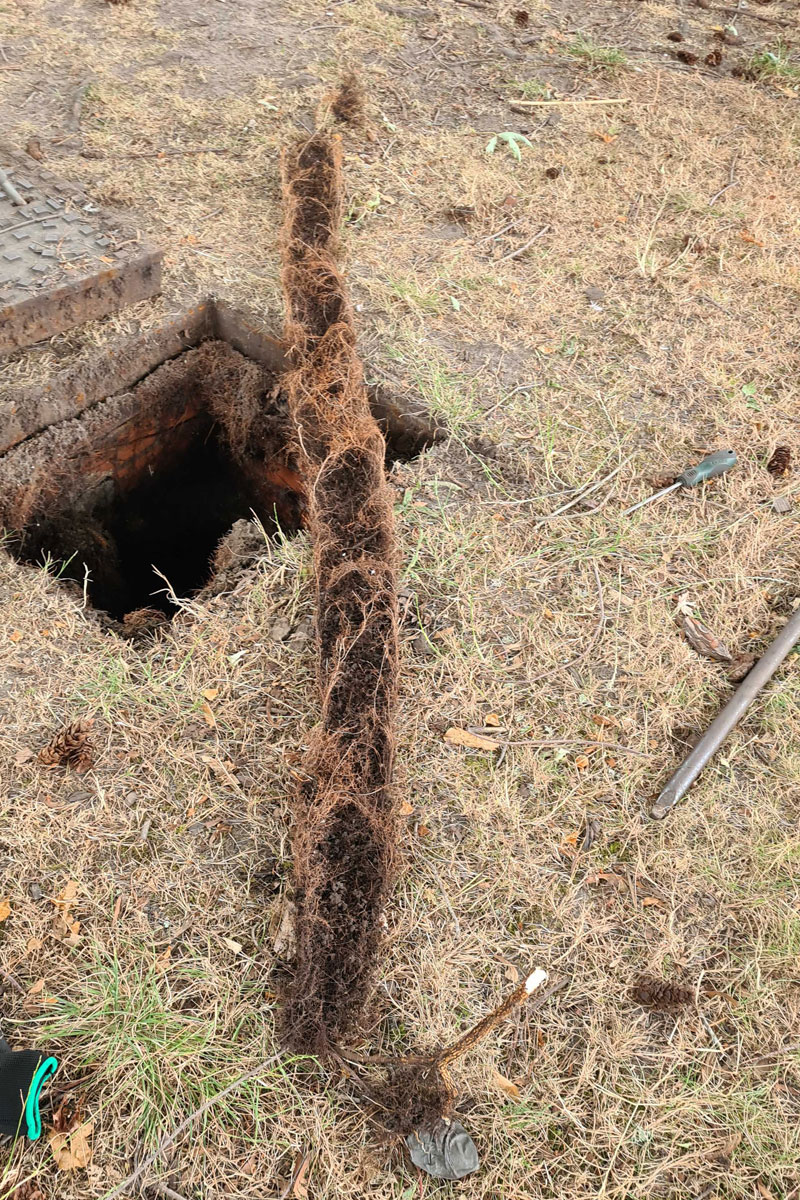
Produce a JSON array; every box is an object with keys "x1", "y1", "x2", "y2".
[
  {"x1": 0, "y1": 213, "x2": 59, "y2": 236},
  {"x1": 496, "y1": 224, "x2": 551, "y2": 262},
  {"x1": 512, "y1": 97, "x2": 630, "y2": 107},
  {"x1": 437, "y1": 969, "x2": 549, "y2": 1068},
  {"x1": 123, "y1": 146, "x2": 237, "y2": 159},
  {"x1": 0, "y1": 967, "x2": 25, "y2": 994},
  {"x1": 278, "y1": 1150, "x2": 311, "y2": 1200},
  {"x1": 150, "y1": 1184, "x2": 189, "y2": 1200},
  {"x1": 535, "y1": 458, "x2": 630, "y2": 523}
]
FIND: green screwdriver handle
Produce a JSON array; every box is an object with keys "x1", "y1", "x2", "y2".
[{"x1": 676, "y1": 449, "x2": 737, "y2": 488}]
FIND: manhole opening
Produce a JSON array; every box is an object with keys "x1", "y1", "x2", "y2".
[
  {"x1": 1, "y1": 340, "x2": 304, "y2": 620},
  {"x1": 0, "y1": 301, "x2": 442, "y2": 624}
]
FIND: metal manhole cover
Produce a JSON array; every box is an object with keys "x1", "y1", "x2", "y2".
[{"x1": 0, "y1": 150, "x2": 162, "y2": 355}]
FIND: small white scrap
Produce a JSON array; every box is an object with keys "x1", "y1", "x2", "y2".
[{"x1": 525, "y1": 968, "x2": 549, "y2": 994}]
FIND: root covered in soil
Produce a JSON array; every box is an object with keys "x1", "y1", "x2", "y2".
[{"x1": 280, "y1": 132, "x2": 398, "y2": 1052}]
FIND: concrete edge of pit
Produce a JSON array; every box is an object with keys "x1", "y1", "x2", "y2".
[{"x1": 0, "y1": 297, "x2": 445, "y2": 459}]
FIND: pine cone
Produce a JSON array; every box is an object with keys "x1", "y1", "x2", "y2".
[
  {"x1": 631, "y1": 975, "x2": 694, "y2": 1011},
  {"x1": 38, "y1": 719, "x2": 95, "y2": 774},
  {"x1": 767, "y1": 445, "x2": 792, "y2": 477}
]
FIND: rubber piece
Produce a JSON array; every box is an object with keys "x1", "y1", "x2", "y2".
[{"x1": 676, "y1": 449, "x2": 737, "y2": 488}]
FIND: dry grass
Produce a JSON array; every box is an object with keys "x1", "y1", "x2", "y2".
[{"x1": 2, "y1": 0, "x2": 800, "y2": 1197}]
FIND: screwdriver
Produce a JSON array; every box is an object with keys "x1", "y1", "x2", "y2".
[{"x1": 622, "y1": 449, "x2": 738, "y2": 516}]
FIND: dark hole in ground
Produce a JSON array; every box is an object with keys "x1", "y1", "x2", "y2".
[
  {"x1": 28, "y1": 431, "x2": 290, "y2": 618},
  {"x1": 0, "y1": 324, "x2": 441, "y2": 624},
  {"x1": 0, "y1": 340, "x2": 306, "y2": 621}
]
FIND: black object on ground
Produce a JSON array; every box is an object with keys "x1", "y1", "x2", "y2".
[{"x1": 0, "y1": 1038, "x2": 58, "y2": 1141}]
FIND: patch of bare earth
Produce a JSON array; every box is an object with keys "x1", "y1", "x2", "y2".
[{"x1": 1, "y1": 1, "x2": 799, "y2": 1198}]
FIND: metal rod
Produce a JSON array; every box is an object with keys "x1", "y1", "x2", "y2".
[
  {"x1": 623, "y1": 480, "x2": 680, "y2": 516},
  {"x1": 651, "y1": 604, "x2": 800, "y2": 818},
  {"x1": 0, "y1": 167, "x2": 25, "y2": 205}
]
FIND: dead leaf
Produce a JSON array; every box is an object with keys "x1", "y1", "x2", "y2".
[
  {"x1": 202, "y1": 688, "x2": 219, "y2": 701},
  {"x1": 681, "y1": 615, "x2": 732, "y2": 663},
  {"x1": 740, "y1": 230, "x2": 764, "y2": 247},
  {"x1": 592, "y1": 713, "x2": 619, "y2": 729},
  {"x1": 272, "y1": 900, "x2": 296, "y2": 957},
  {"x1": 757, "y1": 1184, "x2": 776, "y2": 1200},
  {"x1": 484, "y1": 712, "x2": 501, "y2": 726},
  {"x1": 492, "y1": 1070, "x2": 521, "y2": 1100},
  {"x1": 586, "y1": 871, "x2": 626, "y2": 891},
  {"x1": 27, "y1": 979, "x2": 45, "y2": 996},
  {"x1": 8, "y1": 629, "x2": 23, "y2": 642},
  {"x1": 62, "y1": 920, "x2": 81, "y2": 948},
  {"x1": 417, "y1": 823, "x2": 431, "y2": 837},
  {"x1": 642, "y1": 895, "x2": 666, "y2": 909},
  {"x1": 575, "y1": 755, "x2": 590, "y2": 771},
  {"x1": 222, "y1": 936, "x2": 243, "y2": 955},
  {"x1": 504, "y1": 962, "x2": 520, "y2": 983},
  {"x1": 200, "y1": 701, "x2": 217, "y2": 728},
  {"x1": 443, "y1": 727, "x2": 500, "y2": 752},
  {"x1": 399, "y1": 800, "x2": 414, "y2": 816},
  {"x1": 0, "y1": 899, "x2": 10, "y2": 922},
  {"x1": 27, "y1": 936, "x2": 44, "y2": 952},
  {"x1": 291, "y1": 1150, "x2": 311, "y2": 1199},
  {"x1": 15, "y1": 748, "x2": 34, "y2": 765},
  {"x1": 52, "y1": 1094, "x2": 83, "y2": 1135},
  {"x1": 53, "y1": 880, "x2": 79, "y2": 918},
  {"x1": 49, "y1": 1121, "x2": 94, "y2": 1170}
]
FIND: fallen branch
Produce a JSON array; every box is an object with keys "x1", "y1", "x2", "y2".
[
  {"x1": 0, "y1": 967, "x2": 25, "y2": 994},
  {"x1": 534, "y1": 458, "x2": 630, "y2": 523},
  {"x1": 526, "y1": 561, "x2": 605, "y2": 687},
  {"x1": 708, "y1": 151, "x2": 740, "y2": 207},
  {"x1": 122, "y1": 146, "x2": 238, "y2": 159},
  {"x1": 150, "y1": 1184, "x2": 189, "y2": 1200},
  {"x1": 511, "y1": 96, "x2": 630, "y2": 107},
  {"x1": 278, "y1": 1150, "x2": 311, "y2": 1200}
]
